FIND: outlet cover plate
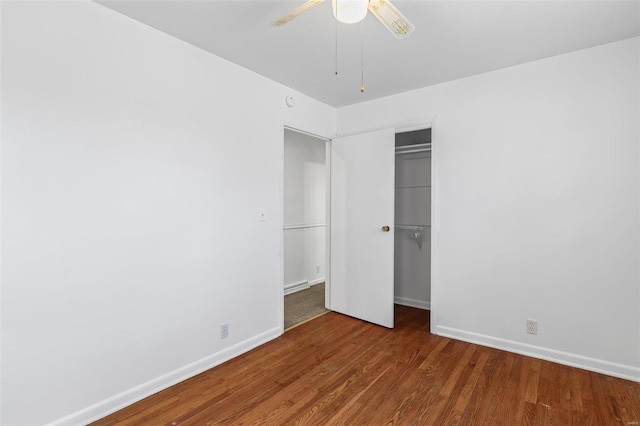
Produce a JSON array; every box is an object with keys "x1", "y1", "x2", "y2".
[{"x1": 220, "y1": 323, "x2": 229, "y2": 339}]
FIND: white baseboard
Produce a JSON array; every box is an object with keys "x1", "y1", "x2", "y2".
[
  {"x1": 284, "y1": 278, "x2": 325, "y2": 295},
  {"x1": 284, "y1": 280, "x2": 309, "y2": 295},
  {"x1": 436, "y1": 325, "x2": 640, "y2": 383},
  {"x1": 47, "y1": 327, "x2": 282, "y2": 426},
  {"x1": 394, "y1": 296, "x2": 431, "y2": 310},
  {"x1": 308, "y1": 278, "x2": 325, "y2": 286}
]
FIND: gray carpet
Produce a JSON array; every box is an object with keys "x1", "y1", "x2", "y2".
[{"x1": 284, "y1": 283, "x2": 328, "y2": 329}]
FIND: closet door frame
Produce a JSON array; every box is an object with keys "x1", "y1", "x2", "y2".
[
  {"x1": 278, "y1": 116, "x2": 438, "y2": 336},
  {"x1": 335, "y1": 117, "x2": 438, "y2": 334},
  {"x1": 278, "y1": 119, "x2": 334, "y2": 334}
]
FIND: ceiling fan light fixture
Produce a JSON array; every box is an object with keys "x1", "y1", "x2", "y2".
[{"x1": 331, "y1": 0, "x2": 369, "y2": 24}]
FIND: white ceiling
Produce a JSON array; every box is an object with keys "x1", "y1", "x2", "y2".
[{"x1": 98, "y1": 1, "x2": 639, "y2": 107}]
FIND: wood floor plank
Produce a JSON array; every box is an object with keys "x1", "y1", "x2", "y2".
[
  {"x1": 472, "y1": 350, "x2": 517, "y2": 425},
  {"x1": 440, "y1": 351, "x2": 491, "y2": 425},
  {"x1": 276, "y1": 348, "x2": 391, "y2": 424},
  {"x1": 475, "y1": 351, "x2": 518, "y2": 425},
  {"x1": 501, "y1": 353, "x2": 527, "y2": 425},
  {"x1": 414, "y1": 342, "x2": 478, "y2": 425},
  {"x1": 456, "y1": 347, "x2": 505, "y2": 424},
  {"x1": 92, "y1": 306, "x2": 640, "y2": 426}
]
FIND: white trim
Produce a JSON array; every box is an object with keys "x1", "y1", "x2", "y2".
[
  {"x1": 308, "y1": 277, "x2": 325, "y2": 286},
  {"x1": 277, "y1": 119, "x2": 286, "y2": 333},
  {"x1": 284, "y1": 123, "x2": 334, "y2": 142},
  {"x1": 284, "y1": 285, "x2": 309, "y2": 295},
  {"x1": 437, "y1": 325, "x2": 640, "y2": 383},
  {"x1": 394, "y1": 296, "x2": 431, "y2": 311},
  {"x1": 283, "y1": 223, "x2": 326, "y2": 230},
  {"x1": 429, "y1": 119, "x2": 439, "y2": 335},
  {"x1": 283, "y1": 278, "x2": 325, "y2": 295},
  {"x1": 337, "y1": 117, "x2": 433, "y2": 139},
  {"x1": 284, "y1": 280, "x2": 310, "y2": 295},
  {"x1": 47, "y1": 327, "x2": 282, "y2": 426},
  {"x1": 325, "y1": 140, "x2": 332, "y2": 311}
]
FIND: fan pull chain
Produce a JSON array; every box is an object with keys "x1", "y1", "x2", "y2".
[
  {"x1": 360, "y1": 20, "x2": 365, "y2": 93},
  {"x1": 335, "y1": 17, "x2": 338, "y2": 75}
]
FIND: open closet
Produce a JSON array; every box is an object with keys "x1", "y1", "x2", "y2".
[
  {"x1": 328, "y1": 126, "x2": 431, "y2": 328},
  {"x1": 394, "y1": 129, "x2": 431, "y2": 311}
]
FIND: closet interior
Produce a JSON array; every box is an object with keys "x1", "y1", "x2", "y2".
[{"x1": 394, "y1": 129, "x2": 432, "y2": 311}]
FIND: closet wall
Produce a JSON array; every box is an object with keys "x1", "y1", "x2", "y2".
[
  {"x1": 283, "y1": 129, "x2": 326, "y2": 294},
  {"x1": 394, "y1": 129, "x2": 431, "y2": 309}
]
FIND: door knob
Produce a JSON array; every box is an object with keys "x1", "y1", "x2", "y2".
[{"x1": 381, "y1": 226, "x2": 390, "y2": 232}]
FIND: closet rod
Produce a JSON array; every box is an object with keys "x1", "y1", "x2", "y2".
[
  {"x1": 395, "y1": 142, "x2": 431, "y2": 155},
  {"x1": 395, "y1": 142, "x2": 431, "y2": 150},
  {"x1": 395, "y1": 224, "x2": 429, "y2": 230},
  {"x1": 283, "y1": 223, "x2": 326, "y2": 230},
  {"x1": 396, "y1": 148, "x2": 430, "y2": 154}
]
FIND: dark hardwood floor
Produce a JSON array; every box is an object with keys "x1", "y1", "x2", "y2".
[{"x1": 93, "y1": 305, "x2": 640, "y2": 425}]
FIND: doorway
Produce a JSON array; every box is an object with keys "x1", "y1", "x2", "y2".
[
  {"x1": 327, "y1": 124, "x2": 434, "y2": 330},
  {"x1": 283, "y1": 128, "x2": 329, "y2": 329},
  {"x1": 394, "y1": 129, "x2": 432, "y2": 311}
]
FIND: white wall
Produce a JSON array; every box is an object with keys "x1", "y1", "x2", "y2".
[
  {"x1": 339, "y1": 37, "x2": 640, "y2": 381},
  {"x1": 0, "y1": 1, "x2": 335, "y2": 424},
  {"x1": 283, "y1": 130, "x2": 326, "y2": 290}
]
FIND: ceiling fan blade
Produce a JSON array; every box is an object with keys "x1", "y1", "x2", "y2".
[
  {"x1": 272, "y1": 0, "x2": 326, "y2": 27},
  {"x1": 368, "y1": 0, "x2": 414, "y2": 39}
]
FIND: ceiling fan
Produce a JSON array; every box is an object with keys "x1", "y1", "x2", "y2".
[{"x1": 273, "y1": 0, "x2": 414, "y2": 39}]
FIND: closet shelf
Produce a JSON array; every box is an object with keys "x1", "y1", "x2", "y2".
[
  {"x1": 283, "y1": 223, "x2": 326, "y2": 230},
  {"x1": 395, "y1": 224, "x2": 430, "y2": 231},
  {"x1": 395, "y1": 142, "x2": 431, "y2": 155}
]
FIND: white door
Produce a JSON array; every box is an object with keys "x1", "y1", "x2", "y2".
[{"x1": 330, "y1": 128, "x2": 395, "y2": 328}]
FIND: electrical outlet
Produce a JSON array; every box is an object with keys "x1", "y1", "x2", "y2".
[
  {"x1": 220, "y1": 323, "x2": 229, "y2": 339},
  {"x1": 316, "y1": 265, "x2": 320, "y2": 273},
  {"x1": 526, "y1": 319, "x2": 537, "y2": 335}
]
